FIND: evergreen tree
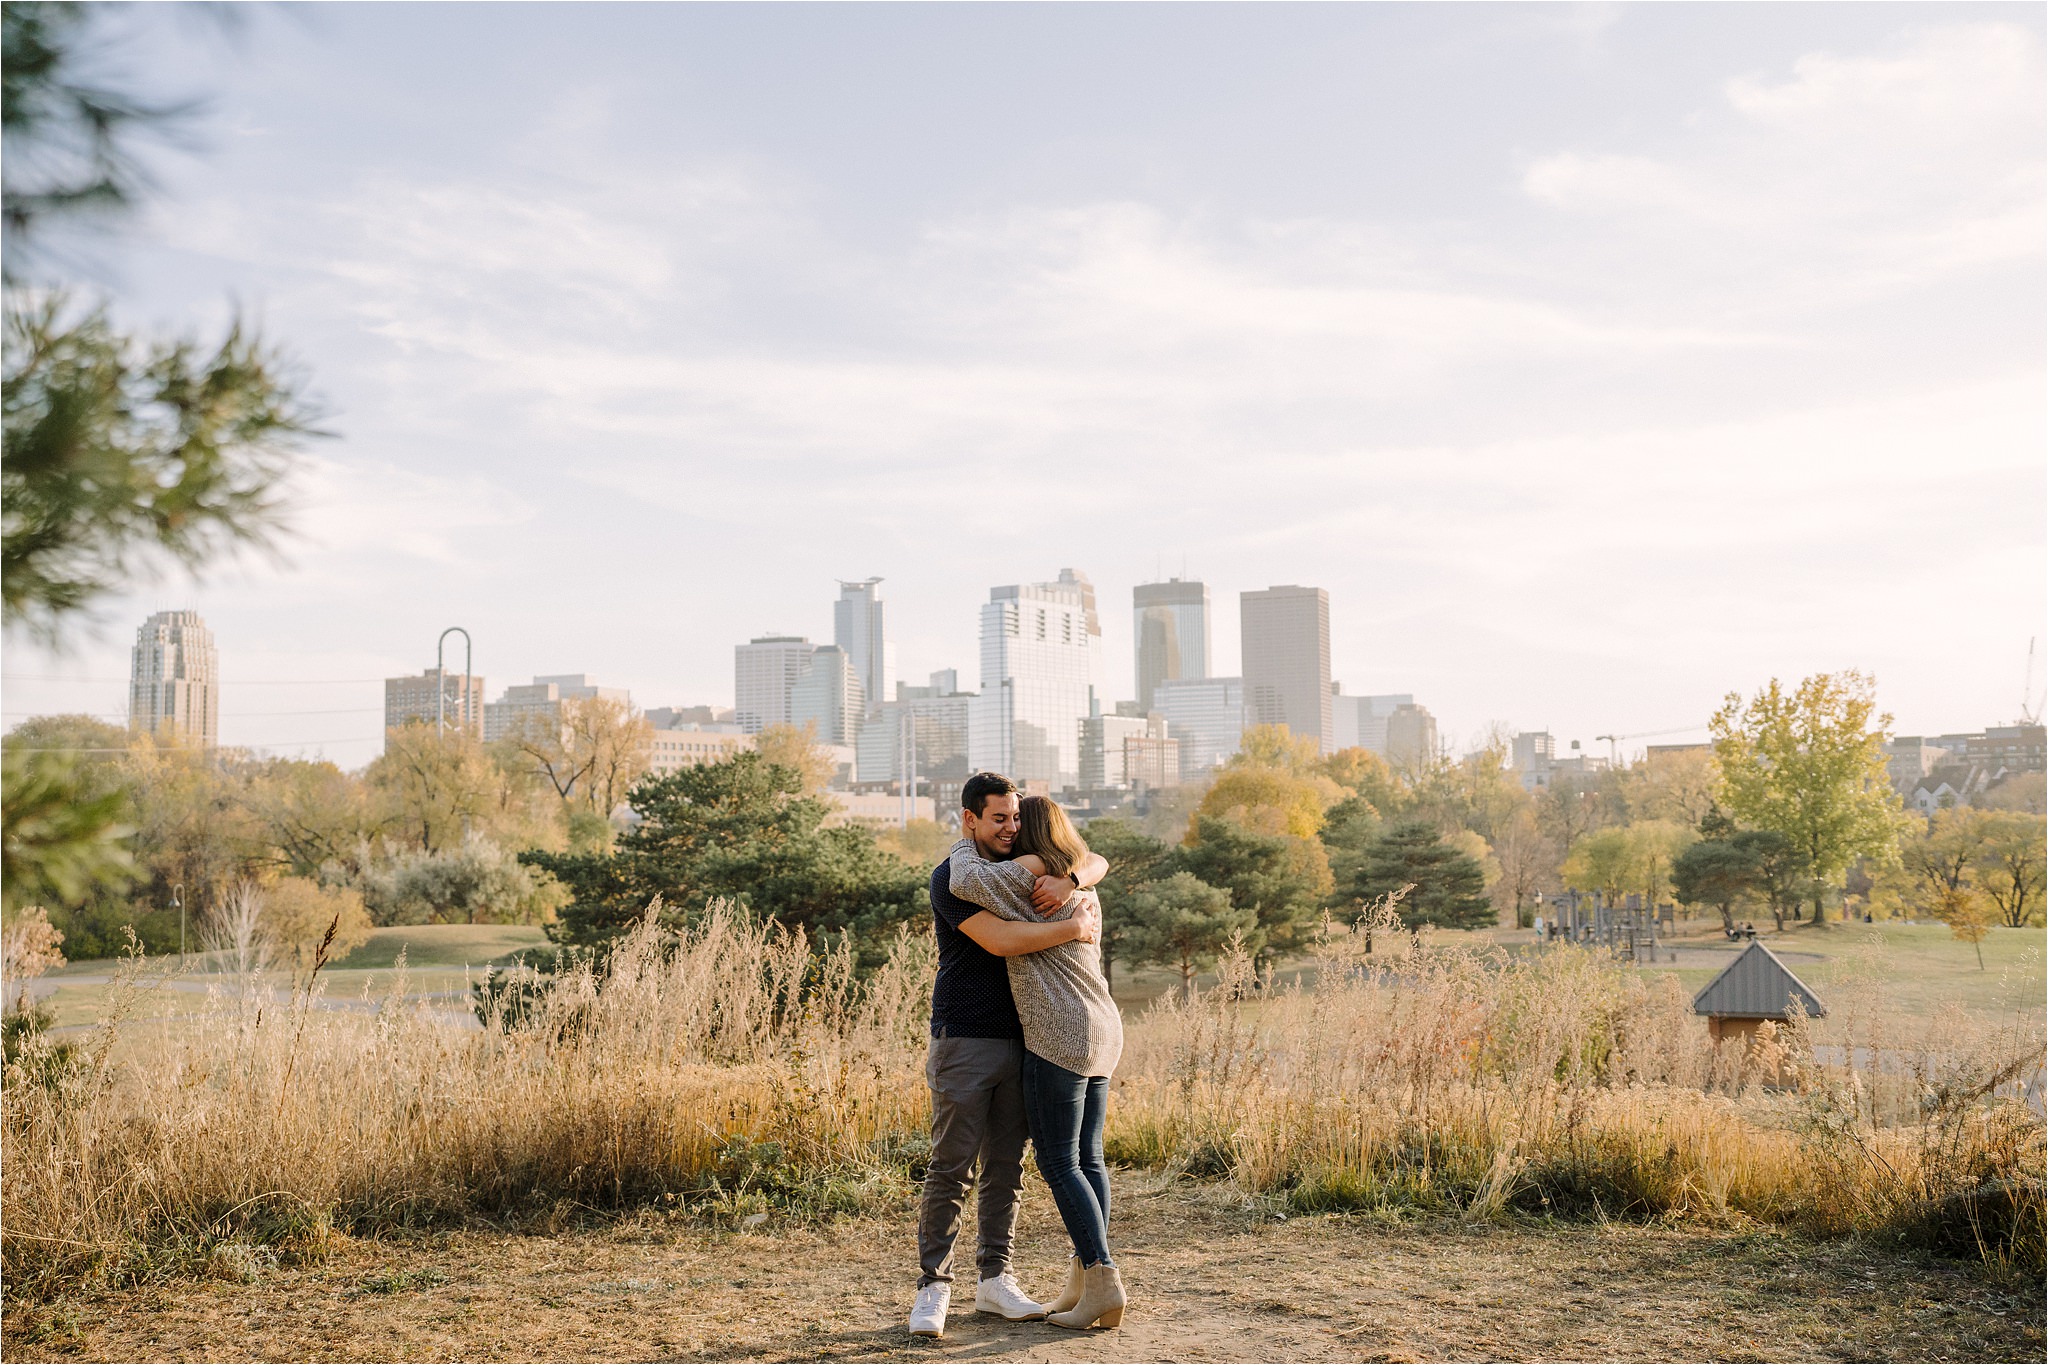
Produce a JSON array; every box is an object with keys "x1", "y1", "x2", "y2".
[
  {"x1": 523, "y1": 752, "x2": 925, "y2": 960},
  {"x1": 1339, "y1": 819, "x2": 1494, "y2": 930},
  {"x1": 1178, "y1": 814, "x2": 1329, "y2": 956},
  {"x1": 1122, "y1": 871, "x2": 1254, "y2": 998}
]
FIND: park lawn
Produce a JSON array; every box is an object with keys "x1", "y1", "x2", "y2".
[
  {"x1": 1640, "y1": 921, "x2": 2045, "y2": 1020},
  {"x1": 331, "y1": 922, "x2": 551, "y2": 971},
  {"x1": 26, "y1": 924, "x2": 547, "y2": 1032}
]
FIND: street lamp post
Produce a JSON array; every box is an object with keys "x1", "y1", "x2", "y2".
[
  {"x1": 172, "y1": 881, "x2": 186, "y2": 963},
  {"x1": 437, "y1": 627, "x2": 474, "y2": 735}
]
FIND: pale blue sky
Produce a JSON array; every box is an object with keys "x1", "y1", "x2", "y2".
[{"x1": 9, "y1": 3, "x2": 2044, "y2": 768}]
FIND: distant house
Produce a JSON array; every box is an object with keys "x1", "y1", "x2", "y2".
[
  {"x1": 1910, "y1": 764, "x2": 2001, "y2": 815},
  {"x1": 1692, "y1": 941, "x2": 1827, "y2": 1046}
]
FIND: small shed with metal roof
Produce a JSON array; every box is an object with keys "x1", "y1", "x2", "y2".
[{"x1": 1691, "y1": 940, "x2": 1827, "y2": 1045}]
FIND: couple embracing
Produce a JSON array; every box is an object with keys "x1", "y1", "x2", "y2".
[{"x1": 908, "y1": 772, "x2": 1127, "y2": 1337}]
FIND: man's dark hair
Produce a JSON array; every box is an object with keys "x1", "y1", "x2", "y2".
[{"x1": 961, "y1": 771, "x2": 1018, "y2": 817}]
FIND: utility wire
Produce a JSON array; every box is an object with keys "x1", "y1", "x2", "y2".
[
  {"x1": 4, "y1": 707, "x2": 384, "y2": 719},
  {"x1": 4, "y1": 675, "x2": 389, "y2": 685}
]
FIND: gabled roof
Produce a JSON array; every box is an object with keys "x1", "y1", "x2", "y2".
[{"x1": 1691, "y1": 940, "x2": 1827, "y2": 1020}]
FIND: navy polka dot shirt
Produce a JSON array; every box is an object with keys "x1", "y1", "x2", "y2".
[{"x1": 928, "y1": 859, "x2": 1023, "y2": 1039}]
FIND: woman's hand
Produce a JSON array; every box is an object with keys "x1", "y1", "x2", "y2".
[{"x1": 1031, "y1": 874, "x2": 1077, "y2": 911}]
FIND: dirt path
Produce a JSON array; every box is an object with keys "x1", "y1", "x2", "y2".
[{"x1": 6, "y1": 1179, "x2": 2038, "y2": 1363}]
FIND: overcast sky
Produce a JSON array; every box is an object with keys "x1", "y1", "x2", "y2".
[{"x1": 7, "y1": 2, "x2": 2044, "y2": 770}]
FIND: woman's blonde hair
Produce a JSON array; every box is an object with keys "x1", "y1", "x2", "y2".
[{"x1": 1014, "y1": 794, "x2": 1089, "y2": 879}]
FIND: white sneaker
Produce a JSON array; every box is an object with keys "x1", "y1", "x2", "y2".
[
  {"x1": 909, "y1": 1281, "x2": 950, "y2": 1337},
  {"x1": 975, "y1": 1270, "x2": 1046, "y2": 1321}
]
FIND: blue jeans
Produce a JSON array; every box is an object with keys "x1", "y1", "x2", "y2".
[{"x1": 1020, "y1": 1050, "x2": 1112, "y2": 1267}]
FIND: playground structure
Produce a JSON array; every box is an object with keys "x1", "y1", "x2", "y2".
[{"x1": 1535, "y1": 889, "x2": 1674, "y2": 965}]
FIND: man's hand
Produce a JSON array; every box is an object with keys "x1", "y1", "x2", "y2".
[
  {"x1": 1068, "y1": 892, "x2": 1101, "y2": 945},
  {"x1": 1031, "y1": 874, "x2": 1075, "y2": 912}
]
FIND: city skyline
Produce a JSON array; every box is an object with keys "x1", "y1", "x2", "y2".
[{"x1": 3, "y1": 6, "x2": 2041, "y2": 766}]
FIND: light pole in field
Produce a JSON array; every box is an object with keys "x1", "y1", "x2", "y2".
[
  {"x1": 437, "y1": 627, "x2": 473, "y2": 736},
  {"x1": 172, "y1": 881, "x2": 186, "y2": 963}
]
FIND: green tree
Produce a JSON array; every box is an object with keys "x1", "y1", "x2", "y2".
[
  {"x1": 1, "y1": 715, "x2": 133, "y2": 914},
  {"x1": 1738, "y1": 828, "x2": 1813, "y2": 932},
  {"x1": 1710, "y1": 672, "x2": 1905, "y2": 922},
  {"x1": 1179, "y1": 813, "x2": 1330, "y2": 957},
  {"x1": 366, "y1": 723, "x2": 505, "y2": 854},
  {"x1": 525, "y1": 751, "x2": 924, "y2": 959},
  {"x1": 1122, "y1": 871, "x2": 1254, "y2": 998},
  {"x1": 1079, "y1": 817, "x2": 1176, "y2": 989},
  {"x1": 1897, "y1": 807, "x2": 1989, "y2": 900},
  {"x1": 1561, "y1": 827, "x2": 1636, "y2": 901},
  {"x1": 356, "y1": 836, "x2": 566, "y2": 927},
  {"x1": 2, "y1": 298, "x2": 316, "y2": 638},
  {"x1": 1338, "y1": 819, "x2": 1495, "y2": 931},
  {"x1": 1975, "y1": 811, "x2": 2045, "y2": 929},
  {"x1": 2, "y1": 4, "x2": 319, "y2": 943},
  {"x1": 1317, "y1": 793, "x2": 1382, "y2": 889},
  {"x1": 1672, "y1": 836, "x2": 1759, "y2": 932}
]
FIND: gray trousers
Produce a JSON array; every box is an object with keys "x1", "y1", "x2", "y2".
[{"x1": 917, "y1": 1034, "x2": 1027, "y2": 1288}]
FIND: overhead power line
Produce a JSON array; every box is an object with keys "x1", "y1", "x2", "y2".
[
  {"x1": 6, "y1": 676, "x2": 387, "y2": 686},
  {"x1": 4, "y1": 707, "x2": 384, "y2": 719}
]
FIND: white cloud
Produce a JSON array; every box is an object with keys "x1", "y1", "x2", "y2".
[{"x1": 1521, "y1": 23, "x2": 2045, "y2": 304}]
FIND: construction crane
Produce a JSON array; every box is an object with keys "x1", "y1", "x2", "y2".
[
  {"x1": 1591, "y1": 726, "x2": 1706, "y2": 767},
  {"x1": 2023, "y1": 637, "x2": 2043, "y2": 727}
]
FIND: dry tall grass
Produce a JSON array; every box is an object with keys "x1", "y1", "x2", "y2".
[
  {"x1": 1114, "y1": 910, "x2": 2044, "y2": 1266},
  {"x1": 3, "y1": 900, "x2": 2041, "y2": 1300}
]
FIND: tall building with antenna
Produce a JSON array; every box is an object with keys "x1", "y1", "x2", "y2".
[
  {"x1": 129, "y1": 610, "x2": 219, "y2": 748},
  {"x1": 834, "y1": 578, "x2": 892, "y2": 717}
]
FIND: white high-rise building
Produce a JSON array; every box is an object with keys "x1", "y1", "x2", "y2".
[
  {"x1": 129, "y1": 610, "x2": 219, "y2": 748},
  {"x1": 1133, "y1": 578, "x2": 1210, "y2": 713},
  {"x1": 969, "y1": 570, "x2": 1103, "y2": 790},
  {"x1": 1241, "y1": 585, "x2": 1332, "y2": 754},
  {"x1": 834, "y1": 578, "x2": 893, "y2": 718},
  {"x1": 1154, "y1": 677, "x2": 1245, "y2": 780},
  {"x1": 791, "y1": 645, "x2": 864, "y2": 746},
  {"x1": 734, "y1": 635, "x2": 815, "y2": 734}
]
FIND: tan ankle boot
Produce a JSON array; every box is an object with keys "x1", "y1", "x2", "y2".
[
  {"x1": 1044, "y1": 1257, "x2": 1084, "y2": 1315},
  {"x1": 1047, "y1": 1262, "x2": 1125, "y2": 1329}
]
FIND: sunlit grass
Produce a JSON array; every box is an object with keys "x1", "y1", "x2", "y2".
[{"x1": 3, "y1": 902, "x2": 2040, "y2": 1302}]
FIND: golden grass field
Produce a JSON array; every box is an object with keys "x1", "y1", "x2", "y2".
[{"x1": 3, "y1": 905, "x2": 2042, "y2": 1362}]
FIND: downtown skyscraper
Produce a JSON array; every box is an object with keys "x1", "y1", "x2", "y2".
[
  {"x1": 734, "y1": 634, "x2": 815, "y2": 733},
  {"x1": 970, "y1": 569, "x2": 1103, "y2": 790},
  {"x1": 833, "y1": 578, "x2": 892, "y2": 717},
  {"x1": 129, "y1": 610, "x2": 219, "y2": 748},
  {"x1": 1241, "y1": 584, "x2": 1332, "y2": 754},
  {"x1": 1133, "y1": 577, "x2": 1211, "y2": 712}
]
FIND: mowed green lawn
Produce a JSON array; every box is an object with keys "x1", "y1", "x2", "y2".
[
  {"x1": 30, "y1": 923, "x2": 551, "y2": 1030},
  {"x1": 1640, "y1": 920, "x2": 2044, "y2": 1019}
]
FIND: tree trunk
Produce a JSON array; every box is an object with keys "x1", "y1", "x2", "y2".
[
  {"x1": 1180, "y1": 959, "x2": 1195, "y2": 1000},
  {"x1": 1718, "y1": 904, "x2": 1734, "y2": 934}
]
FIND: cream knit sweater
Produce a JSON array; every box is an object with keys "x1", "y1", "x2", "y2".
[{"x1": 946, "y1": 839, "x2": 1123, "y2": 1078}]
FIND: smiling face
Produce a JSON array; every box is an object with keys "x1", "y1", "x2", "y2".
[{"x1": 963, "y1": 792, "x2": 1021, "y2": 860}]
